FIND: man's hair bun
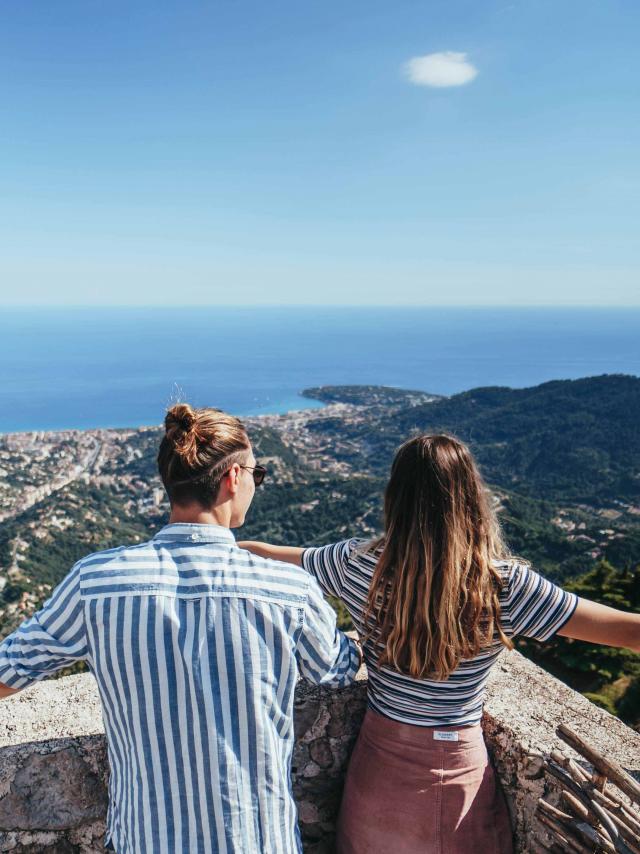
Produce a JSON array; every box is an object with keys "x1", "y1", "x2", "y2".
[
  {"x1": 165, "y1": 403, "x2": 196, "y2": 435},
  {"x1": 164, "y1": 404, "x2": 200, "y2": 466},
  {"x1": 158, "y1": 402, "x2": 250, "y2": 506}
]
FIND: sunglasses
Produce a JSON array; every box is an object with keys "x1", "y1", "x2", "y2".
[{"x1": 238, "y1": 464, "x2": 267, "y2": 487}]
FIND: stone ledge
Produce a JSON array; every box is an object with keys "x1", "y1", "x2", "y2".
[
  {"x1": 482, "y1": 649, "x2": 640, "y2": 851},
  {"x1": 0, "y1": 651, "x2": 638, "y2": 852}
]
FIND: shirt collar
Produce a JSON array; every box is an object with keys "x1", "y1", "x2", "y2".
[{"x1": 153, "y1": 523, "x2": 237, "y2": 545}]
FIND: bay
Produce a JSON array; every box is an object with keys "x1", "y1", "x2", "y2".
[{"x1": 0, "y1": 306, "x2": 638, "y2": 433}]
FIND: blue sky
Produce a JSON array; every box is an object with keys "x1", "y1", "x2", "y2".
[{"x1": 1, "y1": 0, "x2": 639, "y2": 306}]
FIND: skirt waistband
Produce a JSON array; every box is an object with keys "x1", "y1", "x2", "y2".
[{"x1": 361, "y1": 708, "x2": 484, "y2": 748}]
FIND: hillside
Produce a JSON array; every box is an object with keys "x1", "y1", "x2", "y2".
[
  {"x1": 0, "y1": 375, "x2": 638, "y2": 726},
  {"x1": 304, "y1": 374, "x2": 640, "y2": 503},
  {"x1": 304, "y1": 375, "x2": 640, "y2": 577}
]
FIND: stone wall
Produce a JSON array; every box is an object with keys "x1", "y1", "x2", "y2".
[{"x1": 0, "y1": 650, "x2": 639, "y2": 852}]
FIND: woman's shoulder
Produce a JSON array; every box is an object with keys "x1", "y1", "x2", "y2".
[
  {"x1": 491, "y1": 558, "x2": 531, "y2": 594},
  {"x1": 348, "y1": 537, "x2": 383, "y2": 564},
  {"x1": 492, "y1": 556, "x2": 529, "y2": 570}
]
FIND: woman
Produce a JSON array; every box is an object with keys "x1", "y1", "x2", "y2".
[{"x1": 240, "y1": 434, "x2": 640, "y2": 854}]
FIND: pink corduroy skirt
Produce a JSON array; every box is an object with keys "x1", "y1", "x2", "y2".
[{"x1": 337, "y1": 709, "x2": 514, "y2": 854}]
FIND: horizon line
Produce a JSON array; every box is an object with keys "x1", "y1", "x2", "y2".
[{"x1": 3, "y1": 304, "x2": 640, "y2": 310}]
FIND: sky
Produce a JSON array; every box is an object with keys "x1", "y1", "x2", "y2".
[{"x1": 0, "y1": 0, "x2": 639, "y2": 307}]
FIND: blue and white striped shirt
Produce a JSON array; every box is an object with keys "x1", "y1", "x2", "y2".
[
  {"x1": 0, "y1": 523, "x2": 361, "y2": 854},
  {"x1": 303, "y1": 539, "x2": 579, "y2": 727}
]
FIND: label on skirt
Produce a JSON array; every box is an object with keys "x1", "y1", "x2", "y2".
[{"x1": 433, "y1": 731, "x2": 459, "y2": 741}]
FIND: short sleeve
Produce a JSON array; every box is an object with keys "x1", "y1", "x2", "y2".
[
  {"x1": 0, "y1": 563, "x2": 88, "y2": 689},
  {"x1": 504, "y1": 562, "x2": 578, "y2": 642},
  {"x1": 301, "y1": 538, "x2": 357, "y2": 599}
]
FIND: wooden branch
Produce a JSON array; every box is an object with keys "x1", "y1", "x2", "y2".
[
  {"x1": 590, "y1": 787, "x2": 628, "y2": 813},
  {"x1": 537, "y1": 809, "x2": 595, "y2": 854},
  {"x1": 551, "y1": 748, "x2": 592, "y2": 784},
  {"x1": 572, "y1": 820, "x2": 617, "y2": 854},
  {"x1": 537, "y1": 799, "x2": 613, "y2": 852},
  {"x1": 539, "y1": 798, "x2": 574, "y2": 824},
  {"x1": 545, "y1": 761, "x2": 638, "y2": 854},
  {"x1": 537, "y1": 727, "x2": 640, "y2": 854},
  {"x1": 545, "y1": 760, "x2": 594, "y2": 805},
  {"x1": 547, "y1": 792, "x2": 622, "y2": 853},
  {"x1": 586, "y1": 798, "x2": 637, "y2": 854},
  {"x1": 589, "y1": 787, "x2": 640, "y2": 837},
  {"x1": 605, "y1": 818, "x2": 640, "y2": 854},
  {"x1": 562, "y1": 789, "x2": 594, "y2": 823},
  {"x1": 588, "y1": 796, "x2": 640, "y2": 854},
  {"x1": 618, "y1": 805, "x2": 640, "y2": 838},
  {"x1": 557, "y1": 724, "x2": 640, "y2": 806}
]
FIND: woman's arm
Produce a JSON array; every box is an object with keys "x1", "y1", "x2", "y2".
[
  {"x1": 556, "y1": 597, "x2": 640, "y2": 652},
  {"x1": 238, "y1": 541, "x2": 304, "y2": 567}
]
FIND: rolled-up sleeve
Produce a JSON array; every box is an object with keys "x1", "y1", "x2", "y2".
[
  {"x1": 296, "y1": 574, "x2": 361, "y2": 686},
  {"x1": 0, "y1": 563, "x2": 88, "y2": 689},
  {"x1": 301, "y1": 538, "x2": 358, "y2": 599}
]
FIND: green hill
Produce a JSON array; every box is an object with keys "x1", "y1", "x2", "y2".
[
  {"x1": 305, "y1": 374, "x2": 640, "y2": 503},
  {"x1": 1, "y1": 375, "x2": 638, "y2": 727}
]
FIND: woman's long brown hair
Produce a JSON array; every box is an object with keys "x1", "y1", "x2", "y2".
[{"x1": 362, "y1": 434, "x2": 513, "y2": 680}]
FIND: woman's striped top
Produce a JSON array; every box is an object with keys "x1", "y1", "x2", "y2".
[{"x1": 302, "y1": 539, "x2": 579, "y2": 727}]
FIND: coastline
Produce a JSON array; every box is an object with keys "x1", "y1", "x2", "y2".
[
  {"x1": 0, "y1": 383, "x2": 438, "y2": 436},
  {"x1": 3, "y1": 307, "x2": 640, "y2": 437},
  {"x1": 0, "y1": 393, "x2": 328, "y2": 437},
  {"x1": 2, "y1": 371, "x2": 640, "y2": 436}
]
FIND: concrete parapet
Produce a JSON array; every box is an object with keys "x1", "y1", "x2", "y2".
[{"x1": 0, "y1": 650, "x2": 638, "y2": 852}]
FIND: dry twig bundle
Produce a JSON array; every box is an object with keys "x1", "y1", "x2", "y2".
[{"x1": 535, "y1": 723, "x2": 640, "y2": 854}]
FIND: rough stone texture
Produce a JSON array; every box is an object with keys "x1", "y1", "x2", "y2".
[
  {"x1": 0, "y1": 747, "x2": 107, "y2": 830},
  {"x1": 482, "y1": 650, "x2": 640, "y2": 852},
  {"x1": 292, "y1": 676, "x2": 367, "y2": 853},
  {"x1": 0, "y1": 651, "x2": 638, "y2": 852}
]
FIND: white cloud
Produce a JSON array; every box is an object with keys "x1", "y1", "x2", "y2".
[{"x1": 404, "y1": 52, "x2": 478, "y2": 88}]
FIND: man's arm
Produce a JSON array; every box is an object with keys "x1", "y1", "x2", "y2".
[
  {"x1": 238, "y1": 540, "x2": 304, "y2": 567},
  {"x1": 0, "y1": 682, "x2": 19, "y2": 700},
  {"x1": 296, "y1": 575, "x2": 362, "y2": 687},
  {"x1": 0, "y1": 562, "x2": 88, "y2": 693},
  {"x1": 556, "y1": 597, "x2": 640, "y2": 652}
]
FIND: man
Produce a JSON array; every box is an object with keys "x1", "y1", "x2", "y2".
[{"x1": 0, "y1": 403, "x2": 361, "y2": 853}]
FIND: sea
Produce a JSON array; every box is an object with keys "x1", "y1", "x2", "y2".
[{"x1": 0, "y1": 306, "x2": 638, "y2": 434}]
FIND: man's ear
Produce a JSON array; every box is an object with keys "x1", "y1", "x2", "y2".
[{"x1": 224, "y1": 463, "x2": 241, "y2": 495}]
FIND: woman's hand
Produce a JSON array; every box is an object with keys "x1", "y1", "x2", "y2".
[{"x1": 237, "y1": 541, "x2": 305, "y2": 568}]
